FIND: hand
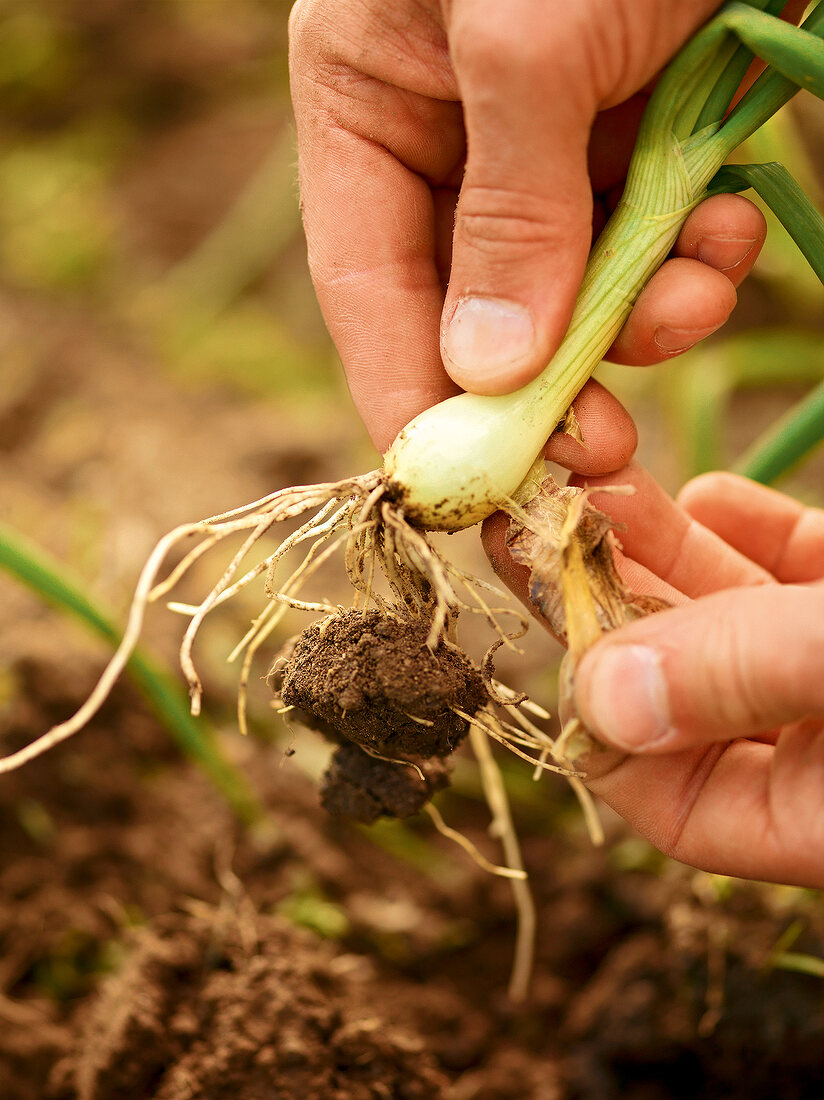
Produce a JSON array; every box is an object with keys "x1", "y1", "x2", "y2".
[
  {"x1": 485, "y1": 419, "x2": 824, "y2": 888},
  {"x1": 290, "y1": 0, "x2": 770, "y2": 451}
]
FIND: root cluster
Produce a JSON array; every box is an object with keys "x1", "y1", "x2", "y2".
[{"x1": 3, "y1": 464, "x2": 654, "y2": 1003}]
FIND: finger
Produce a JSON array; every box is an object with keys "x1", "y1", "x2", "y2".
[
  {"x1": 544, "y1": 380, "x2": 638, "y2": 476},
  {"x1": 439, "y1": 0, "x2": 595, "y2": 395},
  {"x1": 677, "y1": 472, "x2": 824, "y2": 583},
  {"x1": 673, "y1": 193, "x2": 766, "y2": 288},
  {"x1": 607, "y1": 195, "x2": 765, "y2": 365},
  {"x1": 574, "y1": 583, "x2": 824, "y2": 754},
  {"x1": 607, "y1": 258, "x2": 737, "y2": 365},
  {"x1": 290, "y1": 7, "x2": 464, "y2": 452},
  {"x1": 585, "y1": 736, "x2": 824, "y2": 887},
  {"x1": 480, "y1": 511, "x2": 686, "y2": 639},
  {"x1": 300, "y1": 128, "x2": 458, "y2": 452},
  {"x1": 569, "y1": 462, "x2": 774, "y2": 596}
]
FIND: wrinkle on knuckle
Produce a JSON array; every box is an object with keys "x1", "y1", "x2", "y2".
[
  {"x1": 310, "y1": 253, "x2": 434, "y2": 302},
  {"x1": 310, "y1": 60, "x2": 376, "y2": 107},
  {"x1": 456, "y1": 186, "x2": 567, "y2": 254},
  {"x1": 293, "y1": 64, "x2": 387, "y2": 141}
]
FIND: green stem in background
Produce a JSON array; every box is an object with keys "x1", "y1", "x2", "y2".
[
  {"x1": 134, "y1": 127, "x2": 300, "y2": 325},
  {"x1": 735, "y1": 376, "x2": 824, "y2": 483},
  {"x1": 706, "y1": 156, "x2": 824, "y2": 481},
  {"x1": 0, "y1": 522, "x2": 262, "y2": 824}
]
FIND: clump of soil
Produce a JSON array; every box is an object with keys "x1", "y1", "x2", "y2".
[
  {"x1": 51, "y1": 911, "x2": 447, "y2": 1100},
  {"x1": 321, "y1": 742, "x2": 452, "y2": 824},
  {"x1": 279, "y1": 609, "x2": 487, "y2": 759}
]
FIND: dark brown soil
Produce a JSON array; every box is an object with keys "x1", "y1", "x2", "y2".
[
  {"x1": 5, "y1": 3, "x2": 824, "y2": 1096},
  {"x1": 2, "y1": 652, "x2": 824, "y2": 1100},
  {"x1": 320, "y1": 742, "x2": 452, "y2": 823},
  {"x1": 279, "y1": 610, "x2": 488, "y2": 758},
  {"x1": 50, "y1": 912, "x2": 446, "y2": 1100}
]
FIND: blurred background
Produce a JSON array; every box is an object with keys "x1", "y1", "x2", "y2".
[{"x1": 1, "y1": 3, "x2": 824, "y2": 1097}]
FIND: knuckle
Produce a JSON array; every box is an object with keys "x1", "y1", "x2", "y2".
[{"x1": 456, "y1": 185, "x2": 567, "y2": 255}]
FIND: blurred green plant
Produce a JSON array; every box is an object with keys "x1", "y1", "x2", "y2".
[
  {"x1": 0, "y1": 7, "x2": 77, "y2": 111},
  {"x1": 276, "y1": 871, "x2": 350, "y2": 939},
  {"x1": 658, "y1": 327, "x2": 824, "y2": 480},
  {"x1": 0, "y1": 133, "x2": 115, "y2": 291},
  {"x1": 639, "y1": 103, "x2": 824, "y2": 488},
  {"x1": 765, "y1": 918, "x2": 824, "y2": 979},
  {"x1": 0, "y1": 521, "x2": 263, "y2": 825}
]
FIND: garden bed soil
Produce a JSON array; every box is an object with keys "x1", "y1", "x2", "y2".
[{"x1": 1, "y1": 652, "x2": 823, "y2": 1100}]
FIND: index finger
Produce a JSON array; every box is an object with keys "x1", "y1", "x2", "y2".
[
  {"x1": 677, "y1": 472, "x2": 824, "y2": 583},
  {"x1": 290, "y1": 5, "x2": 463, "y2": 451}
]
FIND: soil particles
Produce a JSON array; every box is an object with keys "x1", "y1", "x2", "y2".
[{"x1": 2, "y1": 653, "x2": 824, "y2": 1100}]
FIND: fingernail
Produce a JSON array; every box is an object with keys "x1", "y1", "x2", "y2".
[
  {"x1": 653, "y1": 323, "x2": 721, "y2": 355},
  {"x1": 442, "y1": 297, "x2": 535, "y2": 385},
  {"x1": 576, "y1": 644, "x2": 673, "y2": 751},
  {"x1": 697, "y1": 235, "x2": 757, "y2": 271}
]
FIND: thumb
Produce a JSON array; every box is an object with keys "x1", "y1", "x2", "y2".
[
  {"x1": 441, "y1": 1, "x2": 594, "y2": 395},
  {"x1": 573, "y1": 585, "x2": 824, "y2": 753}
]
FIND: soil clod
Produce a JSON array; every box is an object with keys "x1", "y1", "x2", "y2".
[
  {"x1": 279, "y1": 609, "x2": 487, "y2": 758},
  {"x1": 320, "y1": 742, "x2": 452, "y2": 823}
]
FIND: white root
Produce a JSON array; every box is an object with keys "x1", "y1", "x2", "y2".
[
  {"x1": 0, "y1": 474, "x2": 385, "y2": 774},
  {"x1": 425, "y1": 803, "x2": 528, "y2": 881},
  {"x1": 469, "y1": 726, "x2": 536, "y2": 1004},
  {"x1": 1, "y1": 463, "x2": 530, "y2": 773},
  {"x1": 0, "y1": 518, "x2": 209, "y2": 774}
]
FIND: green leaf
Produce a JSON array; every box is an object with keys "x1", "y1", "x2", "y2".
[
  {"x1": 724, "y1": 3, "x2": 824, "y2": 100},
  {"x1": 716, "y1": 1, "x2": 824, "y2": 152},
  {"x1": 694, "y1": 0, "x2": 788, "y2": 132},
  {"x1": 0, "y1": 522, "x2": 263, "y2": 824},
  {"x1": 772, "y1": 952, "x2": 824, "y2": 979},
  {"x1": 735, "y1": 375, "x2": 824, "y2": 484}
]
